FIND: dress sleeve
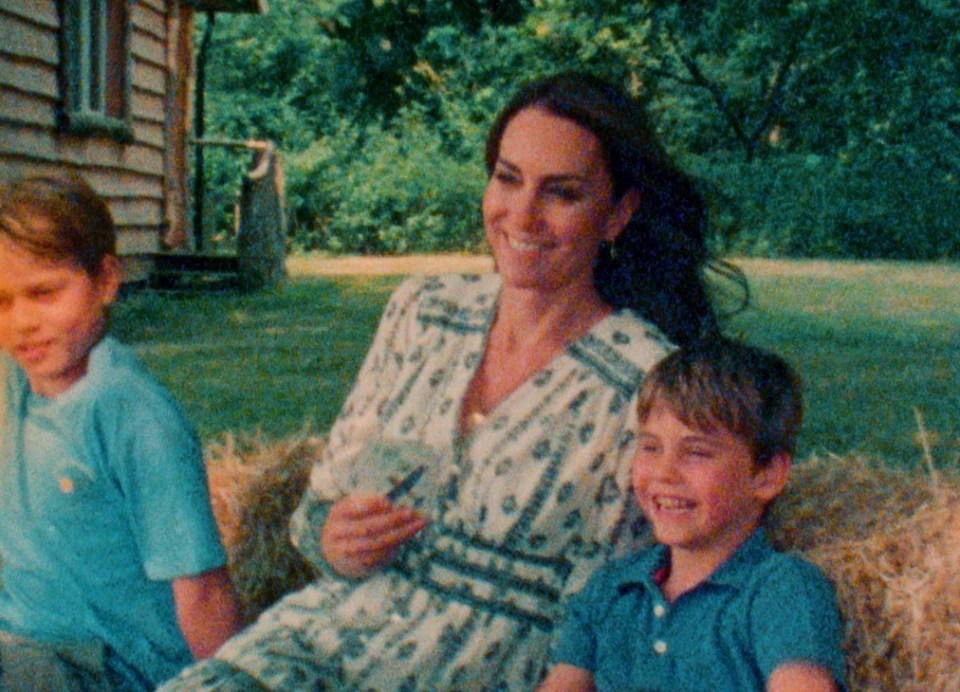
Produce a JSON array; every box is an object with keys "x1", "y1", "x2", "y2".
[
  {"x1": 750, "y1": 556, "x2": 848, "y2": 690},
  {"x1": 288, "y1": 487, "x2": 336, "y2": 576},
  {"x1": 559, "y1": 394, "x2": 654, "y2": 600},
  {"x1": 288, "y1": 276, "x2": 427, "y2": 571}
]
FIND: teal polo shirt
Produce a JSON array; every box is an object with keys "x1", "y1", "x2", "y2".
[
  {"x1": 551, "y1": 528, "x2": 847, "y2": 691},
  {"x1": 0, "y1": 340, "x2": 227, "y2": 687}
]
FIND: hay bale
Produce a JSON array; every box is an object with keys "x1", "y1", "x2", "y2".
[
  {"x1": 208, "y1": 443, "x2": 960, "y2": 687},
  {"x1": 769, "y1": 455, "x2": 960, "y2": 691},
  {"x1": 206, "y1": 433, "x2": 319, "y2": 623}
]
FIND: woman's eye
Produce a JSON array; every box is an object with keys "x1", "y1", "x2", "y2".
[
  {"x1": 686, "y1": 449, "x2": 714, "y2": 460},
  {"x1": 546, "y1": 186, "x2": 580, "y2": 202},
  {"x1": 493, "y1": 169, "x2": 519, "y2": 185}
]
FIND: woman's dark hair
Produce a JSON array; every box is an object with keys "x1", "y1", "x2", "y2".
[{"x1": 485, "y1": 71, "x2": 747, "y2": 347}]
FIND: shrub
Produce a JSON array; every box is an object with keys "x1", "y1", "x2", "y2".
[
  {"x1": 286, "y1": 112, "x2": 487, "y2": 255},
  {"x1": 693, "y1": 136, "x2": 960, "y2": 260}
]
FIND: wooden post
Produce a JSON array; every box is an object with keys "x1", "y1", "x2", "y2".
[
  {"x1": 162, "y1": 4, "x2": 193, "y2": 249},
  {"x1": 236, "y1": 143, "x2": 287, "y2": 292},
  {"x1": 192, "y1": 11, "x2": 216, "y2": 252}
]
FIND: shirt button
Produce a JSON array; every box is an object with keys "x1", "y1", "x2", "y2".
[
  {"x1": 653, "y1": 640, "x2": 668, "y2": 655},
  {"x1": 653, "y1": 604, "x2": 666, "y2": 618}
]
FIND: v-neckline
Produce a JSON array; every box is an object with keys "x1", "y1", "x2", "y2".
[{"x1": 456, "y1": 285, "x2": 616, "y2": 441}]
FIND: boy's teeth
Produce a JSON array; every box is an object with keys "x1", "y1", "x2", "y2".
[{"x1": 656, "y1": 497, "x2": 693, "y2": 510}]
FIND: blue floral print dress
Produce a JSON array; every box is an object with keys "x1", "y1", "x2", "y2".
[{"x1": 161, "y1": 274, "x2": 672, "y2": 691}]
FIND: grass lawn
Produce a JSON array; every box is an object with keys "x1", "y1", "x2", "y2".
[
  {"x1": 727, "y1": 259, "x2": 958, "y2": 468},
  {"x1": 112, "y1": 257, "x2": 959, "y2": 470},
  {"x1": 113, "y1": 276, "x2": 400, "y2": 442}
]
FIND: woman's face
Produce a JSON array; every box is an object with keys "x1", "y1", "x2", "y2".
[{"x1": 482, "y1": 107, "x2": 638, "y2": 297}]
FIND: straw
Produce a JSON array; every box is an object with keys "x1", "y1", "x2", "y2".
[{"x1": 209, "y1": 438, "x2": 960, "y2": 685}]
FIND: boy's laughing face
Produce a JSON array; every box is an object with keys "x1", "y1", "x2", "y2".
[
  {"x1": 0, "y1": 237, "x2": 120, "y2": 397},
  {"x1": 632, "y1": 401, "x2": 787, "y2": 566}
]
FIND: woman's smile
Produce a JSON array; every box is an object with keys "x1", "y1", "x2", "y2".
[
  {"x1": 504, "y1": 233, "x2": 550, "y2": 253},
  {"x1": 482, "y1": 107, "x2": 636, "y2": 297}
]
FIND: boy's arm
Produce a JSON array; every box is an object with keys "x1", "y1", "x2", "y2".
[
  {"x1": 171, "y1": 566, "x2": 243, "y2": 660},
  {"x1": 537, "y1": 664, "x2": 597, "y2": 692},
  {"x1": 768, "y1": 661, "x2": 838, "y2": 692}
]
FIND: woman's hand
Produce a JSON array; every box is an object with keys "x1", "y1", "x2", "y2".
[{"x1": 321, "y1": 494, "x2": 430, "y2": 580}]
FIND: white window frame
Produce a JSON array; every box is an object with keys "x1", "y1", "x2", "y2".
[{"x1": 58, "y1": 0, "x2": 133, "y2": 141}]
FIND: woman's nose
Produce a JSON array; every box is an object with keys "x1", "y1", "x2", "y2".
[{"x1": 508, "y1": 190, "x2": 542, "y2": 233}]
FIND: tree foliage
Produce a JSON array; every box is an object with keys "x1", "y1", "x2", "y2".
[{"x1": 196, "y1": 0, "x2": 960, "y2": 258}]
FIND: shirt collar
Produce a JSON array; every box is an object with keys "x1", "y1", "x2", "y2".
[
  {"x1": 616, "y1": 527, "x2": 774, "y2": 596},
  {"x1": 705, "y1": 527, "x2": 775, "y2": 588}
]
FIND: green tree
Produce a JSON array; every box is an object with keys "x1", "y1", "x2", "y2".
[{"x1": 196, "y1": 0, "x2": 960, "y2": 258}]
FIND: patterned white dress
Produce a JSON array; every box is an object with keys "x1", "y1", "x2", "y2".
[{"x1": 161, "y1": 274, "x2": 672, "y2": 691}]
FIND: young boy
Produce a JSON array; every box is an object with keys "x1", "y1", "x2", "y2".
[
  {"x1": 0, "y1": 175, "x2": 242, "y2": 689},
  {"x1": 539, "y1": 339, "x2": 846, "y2": 691}
]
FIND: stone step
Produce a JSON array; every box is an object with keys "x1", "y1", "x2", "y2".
[{"x1": 147, "y1": 253, "x2": 240, "y2": 291}]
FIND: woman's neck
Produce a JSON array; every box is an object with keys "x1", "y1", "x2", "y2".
[
  {"x1": 459, "y1": 284, "x2": 611, "y2": 437},
  {"x1": 492, "y1": 284, "x2": 611, "y2": 353}
]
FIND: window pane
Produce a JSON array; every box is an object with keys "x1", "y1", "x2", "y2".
[
  {"x1": 89, "y1": 0, "x2": 107, "y2": 112},
  {"x1": 105, "y1": 0, "x2": 127, "y2": 119},
  {"x1": 76, "y1": 0, "x2": 91, "y2": 110},
  {"x1": 59, "y1": 0, "x2": 132, "y2": 139}
]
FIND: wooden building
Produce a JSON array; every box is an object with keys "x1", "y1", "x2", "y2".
[{"x1": 0, "y1": 0, "x2": 263, "y2": 281}]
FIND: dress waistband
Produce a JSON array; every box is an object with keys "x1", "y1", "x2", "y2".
[{"x1": 392, "y1": 523, "x2": 573, "y2": 631}]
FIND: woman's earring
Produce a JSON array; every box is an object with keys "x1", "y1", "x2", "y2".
[{"x1": 598, "y1": 240, "x2": 618, "y2": 262}]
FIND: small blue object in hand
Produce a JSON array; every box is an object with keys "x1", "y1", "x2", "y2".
[{"x1": 385, "y1": 465, "x2": 426, "y2": 503}]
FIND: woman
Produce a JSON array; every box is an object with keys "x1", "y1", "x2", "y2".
[{"x1": 162, "y1": 72, "x2": 745, "y2": 690}]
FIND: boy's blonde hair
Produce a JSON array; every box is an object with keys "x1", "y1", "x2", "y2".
[
  {"x1": 0, "y1": 175, "x2": 116, "y2": 277},
  {"x1": 637, "y1": 338, "x2": 803, "y2": 468}
]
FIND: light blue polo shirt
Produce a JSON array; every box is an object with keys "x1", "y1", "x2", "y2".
[
  {"x1": 0, "y1": 339, "x2": 228, "y2": 687},
  {"x1": 551, "y1": 528, "x2": 847, "y2": 691}
]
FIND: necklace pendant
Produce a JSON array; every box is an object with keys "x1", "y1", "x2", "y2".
[{"x1": 469, "y1": 411, "x2": 487, "y2": 427}]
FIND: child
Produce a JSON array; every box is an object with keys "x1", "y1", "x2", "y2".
[
  {"x1": 539, "y1": 339, "x2": 846, "y2": 691},
  {"x1": 0, "y1": 175, "x2": 242, "y2": 689}
]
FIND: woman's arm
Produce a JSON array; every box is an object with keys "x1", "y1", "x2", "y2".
[
  {"x1": 312, "y1": 277, "x2": 427, "y2": 488},
  {"x1": 289, "y1": 278, "x2": 427, "y2": 570},
  {"x1": 172, "y1": 566, "x2": 243, "y2": 659}
]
